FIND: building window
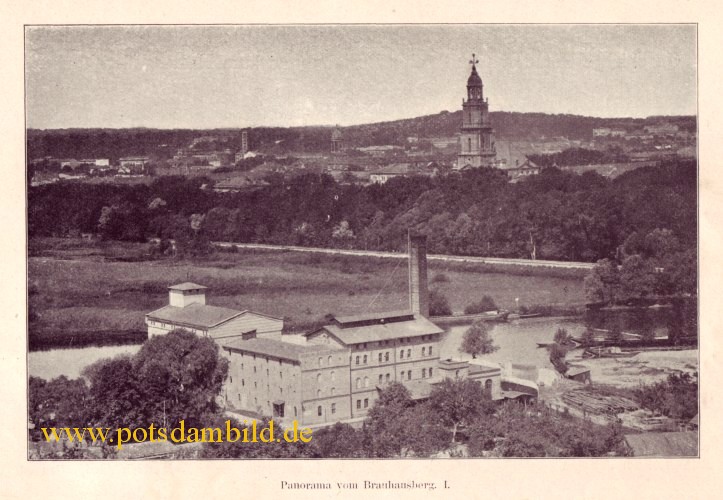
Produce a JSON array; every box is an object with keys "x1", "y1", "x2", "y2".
[
  {"x1": 318, "y1": 406, "x2": 322, "y2": 416},
  {"x1": 455, "y1": 370, "x2": 460, "y2": 378},
  {"x1": 407, "y1": 349, "x2": 411, "y2": 358},
  {"x1": 363, "y1": 355, "x2": 368, "y2": 364},
  {"x1": 280, "y1": 371, "x2": 283, "y2": 379},
  {"x1": 422, "y1": 368, "x2": 427, "y2": 378},
  {"x1": 294, "y1": 407, "x2": 297, "y2": 417},
  {"x1": 356, "y1": 356, "x2": 360, "y2": 365},
  {"x1": 254, "y1": 382, "x2": 257, "y2": 388},
  {"x1": 331, "y1": 403, "x2": 336, "y2": 415},
  {"x1": 328, "y1": 355, "x2": 332, "y2": 365},
  {"x1": 429, "y1": 346, "x2": 433, "y2": 356},
  {"x1": 331, "y1": 370, "x2": 335, "y2": 381},
  {"x1": 356, "y1": 378, "x2": 361, "y2": 389},
  {"x1": 356, "y1": 400, "x2": 361, "y2": 410},
  {"x1": 485, "y1": 379, "x2": 493, "y2": 393},
  {"x1": 378, "y1": 374, "x2": 383, "y2": 384},
  {"x1": 317, "y1": 373, "x2": 322, "y2": 383},
  {"x1": 429, "y1": 368, "x2": 433, "y2": 377},
  {"x1": 331, "y1": 387, "x2": 335, "y2": 396},
  {"x1": 385, "y1": 352, "x2": 389, "y2": 362},
  {"x1": 318, "y1": 357, "x2": 322, "y2": 367},
  {"x1": 364, "y1": 398, "x2": 369, "y2": 409},
  {"x1": 230, "y1": 376, "x2": 233, "y2": 383},
  {"x1": 386, "y1": 373, "x2": 390, "y2": 382},
  {"x1": 422, "y1": 347, "x2": 426, "y2": 356},
  {"x1": 280, "y1": 387, "x2": 283, "y2": 394},
  {"x1": 378, "y1": 353, "x2": 382, "y2": 363},
  {"x1": 408, "y1": 371, "x2": 412, "y2": 380},
  {"x1": 237, "y1": 393, "x2": 240, "y2": 401},
  {"x1": 317, "y1": 389, "x2": 321, "y2": 398},
  {"x1": 400, "y1": 350, "x2": 404, "y2": 359},
  {"x1": 364, "y1": 376, "x2": 369, "y2": 387},
  {"x1": 253, "y1": 366, "x2": 256, "y2": 373}
]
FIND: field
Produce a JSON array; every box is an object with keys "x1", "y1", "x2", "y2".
[{"x1": 28, "y1": 238, "x2": 585, "y2": 349}]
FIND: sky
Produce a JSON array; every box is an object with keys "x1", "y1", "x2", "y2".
[{"x1": 25, "y1": 25, "x2": 697, "y2": 129}]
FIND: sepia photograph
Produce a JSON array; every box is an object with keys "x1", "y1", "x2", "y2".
[{"x1": 25, "y1": 24, "x2": 698, "y2": 461}]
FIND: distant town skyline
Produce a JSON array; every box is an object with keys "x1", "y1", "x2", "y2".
[{"x1": 25, "y1": 25, "x2": 696, "y2": 129}]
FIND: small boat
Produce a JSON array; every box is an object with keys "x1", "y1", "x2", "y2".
[
  {"x1": 518, "y1": 313, "x2": 543, "y2": 319},
  {"x1": 583, "y1": 346, "x2": 641, "y2": 359},
  {"x1": 431, "y1": 310, "x2": 510, "y2": 326}
]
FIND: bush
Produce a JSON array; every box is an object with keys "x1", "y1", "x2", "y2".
[
  {"x1": 464, "y1": 295, "x2": 498, "y2": 314},
  {"x1": 430, "y1": 273, "x2": 450, "y2": 284},
  {"x1": 429, "y1": 289, "x2": 452, "y2": 316}
]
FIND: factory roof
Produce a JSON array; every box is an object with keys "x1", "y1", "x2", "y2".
[
  {"x1": 311, "y1": 313, "x2": 443, "y2": 345},
  {"x1": 220, "y1": 337, "x2": 336, "y2": 363},
  {"x1": 146, "y1": 303, "x2": 243, "y2": 329}
]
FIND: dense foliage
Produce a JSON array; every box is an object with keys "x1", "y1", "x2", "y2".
[
  {"x1": 29, "y1": 330, "x2": 229, "y2": 443},
  {"x1": 460, "y1": 321, "x2": 498, "y2": 359},
  {"x1": 29, "y1": 160, "x2": 696, "y2": 264}
]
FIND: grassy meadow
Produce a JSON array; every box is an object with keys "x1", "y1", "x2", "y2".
[{"x1": 28, "y1": 238, "x2": 586, "y2": 349}]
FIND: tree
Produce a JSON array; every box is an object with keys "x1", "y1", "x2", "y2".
[
  {"x1": 553, "y1": 327, "x2": 570, "y2": 345},
  {"x1": 132, "y1": 329, "x2": 229, "y2": 429},
  {"x1": 549, "y1": 343, "x2": 568, "y2": 374},
  {"x1": 428, "y1": 378, "x2": 493, "y2": 443},
  {"x1": 463, "y1": 295, "x2": 498, "y2": 314},
  {"x1": 584, "y1": 259, "x2": 620, "y2": 304},
  {"x1": 428, "y1": 289, "x2": 452, "y2": 316},
  {"x1": 460, "y1": 320, "x2": 498, "y2": 358},
  {"x1": 366, "y1": 382, "x2": 415, "y2": 457},
  {"x1": 619, "y1": 254, "x2": 656, "y2": 302}
]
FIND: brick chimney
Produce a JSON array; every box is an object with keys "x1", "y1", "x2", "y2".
[{"x1": 408, "y1": 231, "x2": 429, "y2": 317}]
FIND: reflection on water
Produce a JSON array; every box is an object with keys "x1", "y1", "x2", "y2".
[
  {"x1": 28, "y1": 344, "x2": 142, "y2": 380},
  {"x1": 440, "y1": 317, "x2": 587, "y2": 370},
  {"x1": 28, "y1": 303, "x2": 695, "y2": 381}
]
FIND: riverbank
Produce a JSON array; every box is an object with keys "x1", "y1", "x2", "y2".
[
  {"x1": 28, "y1": 238, "x2": 585, "y2": 349},
  {"x1": 568, "y1": 349, "x2": 698, "y2": 388}
]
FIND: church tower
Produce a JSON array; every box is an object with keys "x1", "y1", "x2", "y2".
[{"x1": 456, "y1": 54, "x2": 496, "y2": 169}]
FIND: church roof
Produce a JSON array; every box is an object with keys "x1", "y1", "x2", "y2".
[{"x1": 467, "y1": 64, "x2": 483, "y2": 87}]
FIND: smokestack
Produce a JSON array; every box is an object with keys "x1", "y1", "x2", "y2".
[{"x1": 408, "y1": 231, "x2": 429, "y2": 317}]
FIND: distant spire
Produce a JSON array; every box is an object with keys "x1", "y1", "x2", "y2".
[{"x1": 469, "y1": 53, "x2": 479, "y2": 68}]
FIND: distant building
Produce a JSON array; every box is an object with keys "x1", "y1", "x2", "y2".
[
  {"x1": 213, "y1": 176, "x2": 270, "y2": 193},
  {"x1": 644, "y1": 123, "x2": 679, "y2": 136},
  {"x1": 503, "y1": 159, "x2": 541, "y2": 181},
  {"x1": 593, "y1": 128, "x2": 611, "y2": 137},
  {"x1": 331, "y1": 126, "x2": 344, "y2": 153},
  {"x1": 118, "y1": 157, "x2": 150, "y2": 174},
  {"x1": 456, "y1": 53, "x2": 496, "y2": 169},
  {"x1": 240, "y1": 130, "x2": 249, "y2": 156}
]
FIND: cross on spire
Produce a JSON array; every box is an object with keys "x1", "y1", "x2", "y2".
[{"x1": 469, "y1": 53, "x2": 479, "y2": 67}]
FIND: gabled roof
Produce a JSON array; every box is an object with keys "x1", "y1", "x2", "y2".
[
  {"x1": 146, "y1": 303, "x2": 243, "y2": 329},
  {"x1": 220, "y1": 337, "x2": 337, "y2": 363},
  {"x1": 624, "y1": 432, "x2": 698, "y2": 457},
  {"x1": 309, "y1": 313, "x2": 443, "y2": 346},
  {"x1": 168, "y1": 282, "x2": 207, "y2": 291}
]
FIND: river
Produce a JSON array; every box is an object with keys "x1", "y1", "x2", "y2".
[{"x1": 28, "y1": 305, "x2": 694, "y2": 380}]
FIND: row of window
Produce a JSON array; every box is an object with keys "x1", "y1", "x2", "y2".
[
  {"x1": 352, "y1": 335, "x2": 436, "y2": 351},
  {"x1": 356, "y1": 398, "x2": 370, "y2": 410},
  {"x1": 354, "y1": 345, "x2": 434, "y2": 365}
]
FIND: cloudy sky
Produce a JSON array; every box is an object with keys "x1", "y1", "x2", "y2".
[{"x1": 25, "y1": 25, "x2": 696, "y2": 129}]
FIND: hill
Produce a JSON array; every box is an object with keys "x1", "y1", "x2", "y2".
[{"x1": 26, "y1": 111, "x2": 696, "y2": 160}]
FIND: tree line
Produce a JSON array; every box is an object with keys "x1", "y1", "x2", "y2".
[{"x1": 29, "y1": 160, "x2": 697, "y2": 265}]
